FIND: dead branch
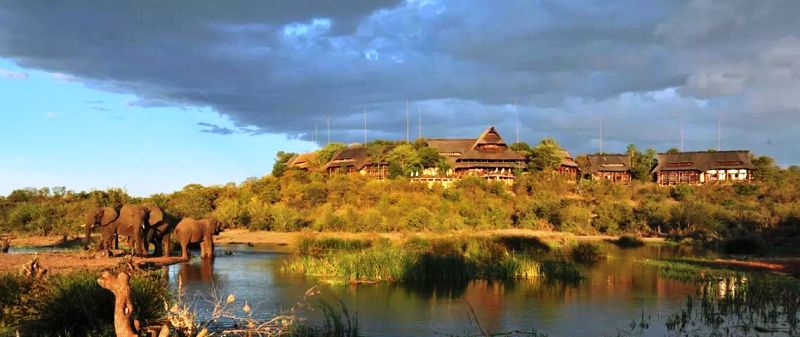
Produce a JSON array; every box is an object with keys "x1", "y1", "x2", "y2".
[{"x1": 97, "y1": 271, "x2": 138, "y2": 337}]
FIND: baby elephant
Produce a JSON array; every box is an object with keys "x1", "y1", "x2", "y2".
[{"x1": 174, "y1": 218, "x2": 221, "y2": 260}]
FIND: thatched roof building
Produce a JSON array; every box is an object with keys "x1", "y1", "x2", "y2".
[
  {"x1": 426, "y1": 126, "x2": 527, "y2": 177},
  {"x1": 323, "y1": 145, "x2": 388, "y2": 177},
  {"x1": 587, "y1": 154, "x2": 632, "y2": 183},
  {"x1": 286, "y1": 152, "x2": 318, "y2": 171},
  {"x1": 652, "y1": 150, "x2": 755, "y2": 185}
]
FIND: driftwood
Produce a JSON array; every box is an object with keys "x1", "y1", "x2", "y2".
[
  {"x1": 20, "y1": 257, "x2": 47, "y2": 278},
  {"x1": 97, "y1": 271, "x2": 138, "y2": 337}
]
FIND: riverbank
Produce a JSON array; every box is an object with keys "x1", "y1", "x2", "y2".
[{"x1": 214, "y1": 228, "x2": 668, "y2": 247}]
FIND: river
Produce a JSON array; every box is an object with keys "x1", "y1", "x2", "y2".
[{"x1": 166, "y1": 243, "x2": 708, "y2": 337}]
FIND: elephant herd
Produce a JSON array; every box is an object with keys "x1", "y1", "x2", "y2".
[{"x1": 84, "y1": 204, "x2": 222, "y2": 260}]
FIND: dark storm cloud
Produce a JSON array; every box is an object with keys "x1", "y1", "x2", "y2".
[{"x1": 1, "y1": 0, "x2": 799, "y2": 163}]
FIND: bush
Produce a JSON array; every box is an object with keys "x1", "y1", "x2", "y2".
[
  {"x1": 612, "y1": 235, "x2": 645, "y2": 248},
  {"x1": 570, "y1": 242, "x2": 605, "y2": 263},
  {"x1": 0, "y1": 274, "x2": 29, "y2": 324},
  {"x1": 720, "y1": 236, "x2": 767, "y2": 255},
  {"x1": 555, "y1": 204, "x2": 593, "y2": 234},
  {"x1": 670, "y1": 184, "x2": 693, "y2": 201},
  {"x1": 23, "y1": 272, "x2": 167, "y2": 336}
]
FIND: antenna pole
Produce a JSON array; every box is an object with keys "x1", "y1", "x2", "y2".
[
  {"x1": 363, "y1": 107, "x2": 367, "y2": 144},
  {"x1": 406, "y1": 100, "x2": 410, "y2": 143},
  {"x1": 418, "y1": 107, "x2": 422, "y2": 139},
  {"x1": 717, "y1": 115, "x2": 721, "y2": 151},
  {"x1": 599, "y1": 114, "x2": 603, "y2": 154},
  {"x1": 515, "y1": 100, "x2": 519, "y2": 144},
  {"x1": 327, "y1": 115, "x2": 331, "y2": 144}
]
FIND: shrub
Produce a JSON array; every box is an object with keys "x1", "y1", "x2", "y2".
[
  {"x1": 570, "y1": 242, "x2": 605, "y2": 263},
  {"x1": 23, "y1": 271, "x2": 167, "y2": 337},
  {"x1": 0, "y1": 274, "x2": 29, "y2": 324},
  {"x1": 593, "y1": 199, "x2": 634, "y2": 233},
  {"x1": 612, "y1": 235, "x2": 645, "y2": 248},
  {"x1": 555, "y1": 204, "x2": 593, "y2": 234},
  {"x1": 670, "y1": 184, "x2": 693, "y2": 201},
  {"x1": 720, "y1": 236, "x2": 767, "y2": 255}
]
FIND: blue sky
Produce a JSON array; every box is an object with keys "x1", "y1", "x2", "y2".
[
  {"x1": 0, "y1": 59, "x2": 315, "y2": 196},
  {"x1": 1, "y1": 0, "x2": 799, "y2": 195}
]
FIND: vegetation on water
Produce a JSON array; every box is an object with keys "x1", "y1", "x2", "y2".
[
  {"x1": 643, "y1": 259, "x2": 800, "y2": 336},
  {"x1": 284, "y1": 236, "x2": 582, "y2": 284},
  {"x1": 569, "y1": 242, "x2": 606, "y2": 263},
  {"x1": 611, "y1": 235, "x2": 645, "y2": 248}
]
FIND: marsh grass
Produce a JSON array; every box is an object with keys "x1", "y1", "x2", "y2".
[
  {"x1": 285, "y1": 236, "x2": 581, "y2": 284},
  {"x1": 643, "y1": 258, "x2": 800, "y2": 336},
  {"x1": 610, "y1": 235, "x2": 645, "y2": 249},
  {"x1": 21, "y1": 271, "x2": 167, "y2": 337},
  {"x1": 297, "y1": 237, "x2": 376, "y2": 257},
  {"x1": 569, "y1": 242, "x2": 605, "y2": 263}
]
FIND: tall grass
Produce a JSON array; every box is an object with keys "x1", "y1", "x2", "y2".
[
  {"x1": 569, "y1": 242, "x2": 605, "y2": 263},
  {"x1": 285, "y1": 236, "x2": 580, "y2": 284},
  {"x1": 296, "y1": 236, "x2": 376, "y2": 257},
  {"x1": 611, "y1": 235, "x2": 645, "y2": 248},
  {"x1": 21, "y1": 271, "x2": 168, "y2": 337}
]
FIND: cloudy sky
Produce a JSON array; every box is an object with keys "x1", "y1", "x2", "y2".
[{"x1": 1, "y1": 0, "x2": 799, "y2": 196}]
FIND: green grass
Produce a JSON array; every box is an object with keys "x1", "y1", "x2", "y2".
[
  {"x1": 569, "y1": 242, "x2": 605, "y2": 263},
  {"x1": 296, "y1": 236, "x2": 376, "y2": 257},
  {"x1": 20, "y1": 271, "x2": 168, "y2": 337},
  {"x1": 284, "y1": 236, "x2": 580, "y2": 284}
]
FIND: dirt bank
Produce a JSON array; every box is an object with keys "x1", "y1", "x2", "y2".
[{"x1": 214, "y1": 228, "x2": 667, "y2": 247}]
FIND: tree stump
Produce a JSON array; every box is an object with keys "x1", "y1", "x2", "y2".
[{"x1": 97, "y1": 271, "x2": 138, "y2": 337}]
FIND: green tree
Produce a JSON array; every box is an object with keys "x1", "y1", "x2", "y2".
[
  {"x1": 271, "y1": 151, "x2": 296, "y2": 177},
  {"x1": 315, "y1": 143, "x2": 347, "y2": 166},
  {"x1": 529, "y1": 138, "x2": 561, "y2": 171},
  {"x1": 387, "y1": 144, "x2": 421, "y2": 176},
  {"x1": 627, "y1": 144, "x2": 657, "y2": 181},
  {"x1": 752, "y1": 155, "x2": 780, "y2": 183}
]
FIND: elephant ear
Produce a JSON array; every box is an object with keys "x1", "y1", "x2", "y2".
[
  {"x1": 99, "y1": 207, "x2": 118, "y2": 226},
  {"x1": 145, "y1": 205, "x2": 164, "y2": 226}
]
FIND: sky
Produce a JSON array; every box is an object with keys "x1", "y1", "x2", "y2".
[{"x1": 1, "y1": 0, "x2": 799, "y2": 196}]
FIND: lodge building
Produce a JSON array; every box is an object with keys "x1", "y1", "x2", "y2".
[
  {"x1": 286, "y1": 152, "x2": 317, "y2": 171},
  {"x1": 423, "y1": 126, "x2": 528, "y2": 185},
  {"x1": 586, "y1": 154, "x2": 632, "y2": 183},
  {"x1": 652, "y1": 150, "x2": 755, "y2": 185},
  {"x1": 323, "y1": 145, "x2": 389, "y2": 178},
  {"x1": 557, "y1": 149, "x2": 581, "y2": 182}
]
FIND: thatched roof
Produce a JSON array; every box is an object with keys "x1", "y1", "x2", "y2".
[
  {"x1": 559, "y1": 149, "x2": 579, "y2": 168},
  {"x1": 653, "y1": 150, "x2": 755, "y2": 173},
  {"x1": 287, "y1": 152, "x2": 317, "y2": 169},
  {"x1": 323, "y1": 145, "x2": 387, "y2": 170},
  {"x1": 426, "y1": 127, "x2": 526, "y2": 166},
  {"x1": 587, "y1": 154, "x2": 631, "y2": 173}
]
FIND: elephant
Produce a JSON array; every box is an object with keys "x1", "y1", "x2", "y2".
[
  {"x1": 141, "y1": 205, "x2": 174, "y2": 257},
  {"x1": 174, "y1": 218, "x2": 221, "y2": 260},
  {"x1": 84, "y1": 207, "x2": 119, "y2": 250},
  {"x1": 84, "y1": 205, "x2": 150, "y2": 256}
]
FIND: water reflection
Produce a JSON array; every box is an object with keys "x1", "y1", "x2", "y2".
[{"x1": 168, "y1": 244, "x2": 706, "y2": 337}]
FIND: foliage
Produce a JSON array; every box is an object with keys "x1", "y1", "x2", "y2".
[
  {"x1": 285, "y1": 236, "x2": 582, "y2": 284},
  {"x1": 271, "y1": 151, "x2": 297, "y2": 178},
  {"x1": 316, "y1": 143, "x2": 347, "y2": 167},
  {"x1": 612, "y1": 235, "x2": 645, "y2": 248},
  {"x1": 528, "y1": 138, "x2": 562, "y2": 171},
  {"x1": 17, "y1": 271, "x2": 167, "y2": 337},
  {"x1": 720, "y1": 235, "x2": 766, "y2": 255},
  {"x1": 569, "y1": 242, "x2": 605, "y2": 263}
]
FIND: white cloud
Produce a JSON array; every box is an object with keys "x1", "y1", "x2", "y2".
[
  {"x1": 0, "y1": 68, "x2": 28, "y2": 80},
  {"x1": 44, "y1": 112, "x2": 57, "y2": 119}
]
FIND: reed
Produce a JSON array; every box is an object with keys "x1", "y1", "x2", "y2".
[
  {"x1": 285, "y1": 236, "x2": 580, "y2": 284},
  {"x1": 569, "y1": 242, "x2": 606, "y2": 263}
]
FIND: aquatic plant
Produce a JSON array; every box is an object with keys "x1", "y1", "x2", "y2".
[
  {"x1": 296, "y1": 236, "x2": 376, "y2": 257},
  {"x1": 611, "y1": 235, "x2": 645, "y2": 248},
  {"x1": 285, "y1": 236, "x2": 581, "y2": 284},
  {"x1": 569, "y1": 242, "x2": 605, "y2": 263}
]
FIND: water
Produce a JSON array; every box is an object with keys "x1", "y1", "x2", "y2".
[{"x1": 166, "y1": 243, "x2": 710, "y2": 337}]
